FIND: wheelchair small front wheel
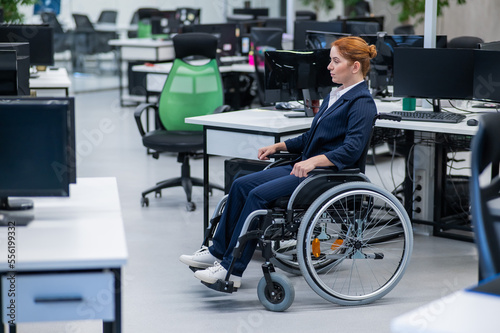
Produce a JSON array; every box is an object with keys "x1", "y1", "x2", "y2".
[{"x1": 257, "y1": 273, "x2": 295, "y2": 312}]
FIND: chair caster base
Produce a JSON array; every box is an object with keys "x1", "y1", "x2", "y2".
[
  {"x1": 141, "y1": 197, "x2": 149, "y2": 207},
  {"x1": 186, "y1": 201, "x2": 196, "y2": 211}
]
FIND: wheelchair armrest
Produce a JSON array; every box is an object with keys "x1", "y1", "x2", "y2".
[
  {"x1": 134, "y1": 102, "x2": 158, "y2": 137},
  {"x1": 309, "y1": 167, "x2": 361, "y2": 175},
  {"x1": 264, "y1": 152, "x2": 301, "y2": 169},
  {"x1": 213, "y1": 104, "x2": 232, "y2": 114},
  {"x1": 268, "y1": 152, "x2": 301, "y2": 160}
]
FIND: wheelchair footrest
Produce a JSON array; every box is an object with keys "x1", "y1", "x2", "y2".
[{"x1": 201, "y1": 279, "x2": 238, "y2": 293}]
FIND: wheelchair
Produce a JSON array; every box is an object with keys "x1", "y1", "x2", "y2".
[{"x1": 193, "y1": 114, "x2": 413, "y2": 311}]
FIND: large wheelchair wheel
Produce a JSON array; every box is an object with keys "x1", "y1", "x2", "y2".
[{"x1": 297, "y1": 182, "x2": 413, "y2": 305}]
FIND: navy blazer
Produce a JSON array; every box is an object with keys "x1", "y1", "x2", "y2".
[{"x1": 285, "y1": 81, "x2": 377, "y2": 171}]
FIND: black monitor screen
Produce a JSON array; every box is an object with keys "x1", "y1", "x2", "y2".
[
  {"x1": 0, "y1": 50, "x2": 18, "y2": 96},
  {"x1": 393, "y1": 48, "x2": 475, "y2": 100},
  {"x1": 294, "y1": 20, "x2": 344, "y2": 49},
  {"x1": 0, "y1": 96, "x2": 76, "y2": 184},
  {"x1": 305, "y1": 30, "x2": 351, "y2": 49},
  {"x1": 0, "y1": 99, "x2": 71, "y2": 198},
  {"x1": 0, "y1": 24, "x2": 55, "y2": 66},
  {"x1": 473, "y1": 50, "x2": 500, "y2": 103},
  {"x1": 264, "y1": 49, "x2": 334, "y2": 103},
  {"x1": 190, "y1": 23, "x2": 238, "y2": 56},
  {"x1": 233, "y1": 8, "x2": 269, "y2": 19},
  {"x1": 0, "y1": 42, "x2": 30, "y2": 95}
]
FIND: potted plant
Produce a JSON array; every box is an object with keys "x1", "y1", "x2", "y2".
[
  {"x1": 390, "y1": 0, "x2": 467, "y2": 25},
  {"x1": 300, "y1": 0, "x2": 336, "y2": 19},
  {"x1": 0, "y1": 0, "x2": 39, "y2": 23}
]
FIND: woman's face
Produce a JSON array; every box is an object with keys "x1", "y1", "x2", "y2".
[{"x1": 327, "y1": 46, "x2": 354, "y2": 85}]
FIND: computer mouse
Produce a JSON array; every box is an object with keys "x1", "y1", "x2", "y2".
[{"x1": 467, "y1": 119, "x2": 479, "y2": 126}]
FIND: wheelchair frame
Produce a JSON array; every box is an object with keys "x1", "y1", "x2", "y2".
[{"x1": 191, "y1": 113, "x2": 413, "y2": 311}]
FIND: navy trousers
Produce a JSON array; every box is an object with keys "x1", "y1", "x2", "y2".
[{"x1": 209, "y1": 164, "x2": 301, "y2": 276}]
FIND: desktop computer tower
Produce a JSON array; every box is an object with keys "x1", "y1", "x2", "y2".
[{"x1": 224, "y1": 158, "x2": 270, "y2": 194}]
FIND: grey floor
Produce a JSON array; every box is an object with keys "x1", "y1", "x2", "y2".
[{"x1": 19, "y1": 69, "x2": 479, "y2": 332}]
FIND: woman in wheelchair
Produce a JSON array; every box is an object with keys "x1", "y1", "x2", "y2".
[
  {"x1": 181, "y1": 36, "x2": 379, "y2": 283},
  {"x1": 180, "y1": 37, "x2": 411, "y2": 312}
]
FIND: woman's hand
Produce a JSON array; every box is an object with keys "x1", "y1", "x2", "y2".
[
  {"x1": 258, "y1": 142, "x2": 287, "y2": 160},
  {"x1": 290, "y1": 155, "x2": 334, "y2": 178}
]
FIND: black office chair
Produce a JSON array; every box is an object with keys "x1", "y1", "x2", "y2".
[
  {"x1": 250, "y1": 27, "x2": 283, "y2": 106},
  {"x1": 470, "y1": 113, "x2": 500, "y2": 280},
  {"x1": 448, "y1": 36, "x2": 484, "y2": 49},
  {"x1": 393, "y1": 24, "x2": 415, "y2": 35},
  {"x1": 134, "y1": 33, "x2": 228, "y2": 211},
  {"x1": 72, "y1": 13, "x2": 118, "y2": 72},
  {"x1": 296, "y1": 10, "x2": 316, "y2": 21},
  {"x1": 97, "y1": 10, "x2": 118, "y2": 24},
  {"x1": 41, "y1": 12, "x2": 72, "y2": 54}
]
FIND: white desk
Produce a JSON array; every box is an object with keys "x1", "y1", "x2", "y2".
[
  {"x1": 108, "y1": 38, "x2": 174, "y2": 61},
  {"x1": 0, "y1": 177, "x2": 127, "y2": 332},
  {"x1": 391, "y1": 276, "x2": 500, "y2": 333},
  {"x1": 376, "y1": 100, "x2": 483, "y2": 240},
  {"x1": 29, "y1": 67, "x2": 71, "y2": 97},
  {"x1": 186, "y1": 104, "x2": 487, "y2": 235},
  {"x1": 132, "y1": 59, "x2": 253, "y2": 94},
  {"x1": 186, "y1": 108, "x2": 313, "y2": 228},
  {"x1": 108, "y1": 38, "x2": 175, "y2": 106}
]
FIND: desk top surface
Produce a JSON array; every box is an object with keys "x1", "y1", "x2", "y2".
[
  {"x1": 0, "y1": 177, "x2": 127, "y2": 272},
  {"x1": 186, "y1": 109, "x2": 313, "y2": 133},
  {"x1": 391, "y1": 279, "x2": 500, "y2": 332},
  {"x1": 109, "y1": 38, "x2": 173, "y2": 47},
  {"x1": 29, "y1": 67, "x2": 71, "y2": 89}
]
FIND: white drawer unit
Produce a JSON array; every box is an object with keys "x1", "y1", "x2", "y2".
[{"x1": 2, "y1": 272, "x2": 115, "y2": 323}]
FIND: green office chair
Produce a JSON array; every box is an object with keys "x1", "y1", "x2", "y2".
[{"x1": 134, "y1": 32, "x2": 228, "y2": 211}]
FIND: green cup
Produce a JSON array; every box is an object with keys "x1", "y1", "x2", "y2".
[{"x1": 402, "y1": 98, "x2": 416, "y2": 111}]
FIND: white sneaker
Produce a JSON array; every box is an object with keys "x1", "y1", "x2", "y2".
[
  {"x1": 179, "y1": 246, "x2": 219, "y2": 269},
  {"x1": 194, "y1": 262, "x2": 242, "y2": 288}
]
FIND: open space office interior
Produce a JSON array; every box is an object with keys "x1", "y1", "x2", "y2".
[{"x1": 1, "y1": 0, "x2": 500, "y2": 332}]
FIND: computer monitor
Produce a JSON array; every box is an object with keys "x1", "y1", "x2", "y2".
[
  {"x1": 0, "y1": 96, "x2": 77, "y2": 184},
  {"x1": 0, "y1": 98, "x2": 75, "y2": 225},
  {"x1": 0, "y1": 42, "x2": 30, "y2": 95},
  {"x1": 393, "y1": 48, "x2": 475, "y2": 111},
  {"x1": 478, "y1": 41, "x2": 500, "y2": 51},
  {"x1": 188, "y1": 23, "x2": 238, "y2": 56},
  {"x1": 361, "y1": 34, "x2": 448, "y2": 98},
  {"x1": 233, "y1": 8, "x2": 269, "y2": 19},
  {"x1": 0, "y1": 50, "x2": 17, "y2": 96},
  {"x1": 264, "y1": 49, "x2": 335, "y2": 116},
  {"x1": 294, "y1": 20, "x2": 344, "y2": 49},
  {"x1": 473, "y1": 50, "x2": 500, "y2": 103},
  {"x1": 0, "y1": 24, "x2": 55, "y2": 67},
  {"x1": 151, "y1": 10, "x2": 179, "y2": 36},
  {"x1": 344, "y1": 21, "x2": 380, "y2": 36},
  {"x1": 305, "y1": 30, "x2": 351, "y2": 49}
]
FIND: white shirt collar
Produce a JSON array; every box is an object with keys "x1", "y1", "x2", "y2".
[{"x1": 328, "y1": 80, "x2": 365, "y2": 108}]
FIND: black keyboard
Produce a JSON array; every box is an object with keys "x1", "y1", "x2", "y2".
[{"x1": 389, "y1": 111, "x2": 466, "y2": 124}]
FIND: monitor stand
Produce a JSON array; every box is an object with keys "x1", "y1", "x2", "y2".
[
  {"x1": 0, "y1": 197, "x2": 34, "y2": 226},
  {"x1": 284, "y1": 89, "x2": 316, "y2": 118},
  {"x1": 432, "y1": 99, "x2": 442, "y2": 112}
]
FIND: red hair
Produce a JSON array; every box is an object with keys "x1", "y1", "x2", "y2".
[{"x1": 332, "y1": 36, "x2": 377, "y2": 77}]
